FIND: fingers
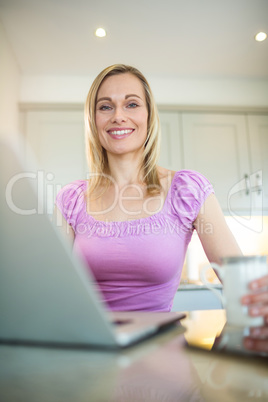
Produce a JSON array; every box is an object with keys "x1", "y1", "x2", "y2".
[
  {"x1": 241, "y1": 292, "x2": 268, "y2": 325},
  {"x1": 243, "y1": 337, "x2": 268, "y2": 353},
  {"x1": 239, "y1": 273, "x2": 268, "y2": 354},
  {"x1": 241, "y1": 274, "x2": 268, "y2": 306},
  {"x1": 249, "y1": 274, "x2": 268, "y2": 291},
  {"x1": 248, "y1": 305, "x2": 268, "y2": 320},
  {"x1": 241, "y1": 291, "x2": 268, "y2": 306},
  {"x1": 241, "y1": 294, "x2": 268, "y2": 320},
  {"x1": 241, "y1": 276, "x2": 268, "y2": 320},
  {"x1": 249, "y1": 325, "x2": 268, "y2": 338},
  {"x1": 243, "y1": 325, "x2": 268, "y2": 353}
]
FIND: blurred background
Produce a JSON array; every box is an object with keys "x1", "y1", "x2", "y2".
[{"x1": 1, "y1": 0, "x2": 268, "y2": 284}]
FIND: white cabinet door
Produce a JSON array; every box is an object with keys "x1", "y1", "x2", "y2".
[
  {"x1": 24, "y1": 110, "x2": 87, "y2": 215},
  {"x1": 182, "y1": 113, "x2": 251, "y2": 212},
  {"x1": 158, "y1": 111, "x2": 183, "y2": 171},
  {"x1": 247, "y1": 115, "x2": 268, "y2": 212}
]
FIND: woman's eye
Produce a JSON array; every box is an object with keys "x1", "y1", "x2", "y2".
[
  {"x1": 127, "y1": 103, "x2": 138, "y2": 108},
  {"x1": 99, "y1": 105, "x2": 112, "y2": 111}
]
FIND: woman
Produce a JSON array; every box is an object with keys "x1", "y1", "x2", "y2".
[{"x1": 54, "y1": 64, "x2": 267, "y2": 322}]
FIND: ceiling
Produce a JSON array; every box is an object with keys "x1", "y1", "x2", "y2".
[{"x1": 0, "y1": 0, "x2": 268, "y2": 79}]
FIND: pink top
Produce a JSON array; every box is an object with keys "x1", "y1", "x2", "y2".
[{"x1": 56, "y1": 170, "x2": 214, "y2": 312}]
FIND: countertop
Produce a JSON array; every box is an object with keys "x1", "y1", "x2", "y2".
[
  {"x1": 1, "y1": 310, "x2": 267, "y2": 402},
  {"x1": 178, "y1": 282, "x2": 223, "y2": 291}
]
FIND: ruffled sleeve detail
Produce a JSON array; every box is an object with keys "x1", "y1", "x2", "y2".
[
  {"x1": 169, "y1": 170, "x2": 214, "y2": 232},
  {"x1": 55, "y1": 180, "x2": 87, "y2": 228}
]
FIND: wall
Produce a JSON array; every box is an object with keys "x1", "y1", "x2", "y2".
[
  {"x1": 0, "y1": 20, "x2": 20, "y2": 139},
  {"x1": 20, "y1": 75, "x2": 268, "y2": 108}
]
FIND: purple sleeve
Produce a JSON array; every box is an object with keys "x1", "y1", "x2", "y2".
[
  {"x1": 55, "y1": 180, "x2": 86, "y2": 227},
  {"x1": 170, "y1": 170, "x2": 214, "y2": 230}
]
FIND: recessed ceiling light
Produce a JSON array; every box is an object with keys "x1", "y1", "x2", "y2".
[
  {"x1": 254, "y1": 32, "x2": 267, "y2": 42},
  {"x1": 95, "y1": 28, "x2": 106, "y2": 38}
]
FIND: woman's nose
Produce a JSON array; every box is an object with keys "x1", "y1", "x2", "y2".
[{"x1": 111, "y1": 108, "x2": 127, "y2": 124}]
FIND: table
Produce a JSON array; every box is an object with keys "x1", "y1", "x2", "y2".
[{"x1": 0, "y1": 310, "x2": 267, "y2": 402}]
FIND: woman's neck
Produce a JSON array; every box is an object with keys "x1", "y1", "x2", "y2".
[{"x1": 106, "y1": 153, "x2": 144, "y2": 189}]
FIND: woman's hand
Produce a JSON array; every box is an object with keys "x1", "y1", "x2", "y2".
[
  {"x1": 243, "y1": 325, "x2": 268, "y2": 353},
  {"x1": 241, "y1": 274, "x2": 268, "y2": 323},
  {"x1": 239, "y1": 274, "x2": 268, "y2": 354}
]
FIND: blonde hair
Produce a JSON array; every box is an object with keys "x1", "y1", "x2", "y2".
[{"x1": 84, "y1": 64, "x2": 161, "y2": 196}]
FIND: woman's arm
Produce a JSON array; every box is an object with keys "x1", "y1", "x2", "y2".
[
  {"x1": 194, "y1": 194, "x2": 268, "y2": 325},
  {"x1": 53, "y1": 206, "x2": 75, "y2": 247},
  {"x1": 193, "y1": 193, "x2": 242, "y2": 264}
]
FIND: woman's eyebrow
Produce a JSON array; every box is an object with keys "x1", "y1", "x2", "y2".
[
  {"x1": 96, "y1": 97, "x2": 111, "y2": 104},
  {"x1": 96, "y1": 94, "x2": 142, "y2": 103},
  {"x1": 125, "y1": 94, "x2": 142, "y2": 100}
]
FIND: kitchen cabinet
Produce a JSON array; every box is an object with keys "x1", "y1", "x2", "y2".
[
  {"x1": 22, "y1": 110, "x2": 87, "y2": 214},
  {"x1": 159, "y1": 111, "x2": 268, "y2": 214},
  {"x1": 158, "y1": 111, "x2": 183, "y2": 171},
  {"x1": 21, "y1": 108, "x2": 267, "y2": 215},
  {"x1": 181, "y1": 113, "x2": 251, "y2": 213},
  {"x1": 247, "y1": 115, "x2": 268, "y2": 210}
]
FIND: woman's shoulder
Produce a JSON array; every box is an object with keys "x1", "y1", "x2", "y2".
[
  {"x1": 55, "y1": 180, "x2": 87, "y2": 221},
  {"x1": 158, "y1": 166, "x2": 214, "y2": 212},
  {"x1": 56, "y1": 180, "x2": 87, "y2": 206},
  {"x1": 157, "y1": 166, "x2": 213, "y2": 191},
  {"x1": 59, "y1": 180, "x2": 87, "y2": 195},
  {"x1": 173, "y1": 169, "x2": 213, "y2": 187},
  {"x1": 157, "y1": 166, "x2": 176, "y2": 179},
  {"x1": 160, "y1": 168, "x2": 215, "y2": 227}
]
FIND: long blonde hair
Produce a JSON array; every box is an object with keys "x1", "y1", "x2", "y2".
[{"x1": 84, "y1": 64, "x2": 161, "y2": 196}]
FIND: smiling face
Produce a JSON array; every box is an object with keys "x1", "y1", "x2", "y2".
[{"x1": 95, "y1": 73, "x2": 148, "y2": 158}]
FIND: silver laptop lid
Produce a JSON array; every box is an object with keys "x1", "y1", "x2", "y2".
[{"x1": 0, "y1": 138, "x2": 118, "y2": 347}]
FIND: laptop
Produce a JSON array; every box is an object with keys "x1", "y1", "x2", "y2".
[{"x1": 0, "y1": 137, "x2": 185, "y2": 348}]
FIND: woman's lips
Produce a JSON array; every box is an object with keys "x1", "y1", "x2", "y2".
[{"x1": 107, "y1": 128, "x2": 134, "y2": 139}]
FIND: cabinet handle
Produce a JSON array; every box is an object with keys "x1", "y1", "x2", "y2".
[
  {"x1": 256, "y1": 173, "x2": 262, "y2": 195},
  {"x1": 244, "y1": 174, "x2": 250, "y2": 195}
]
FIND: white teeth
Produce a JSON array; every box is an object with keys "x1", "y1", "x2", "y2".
[{"x1": 109, "y1": 129, "x2": 133, "y2": 135}]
